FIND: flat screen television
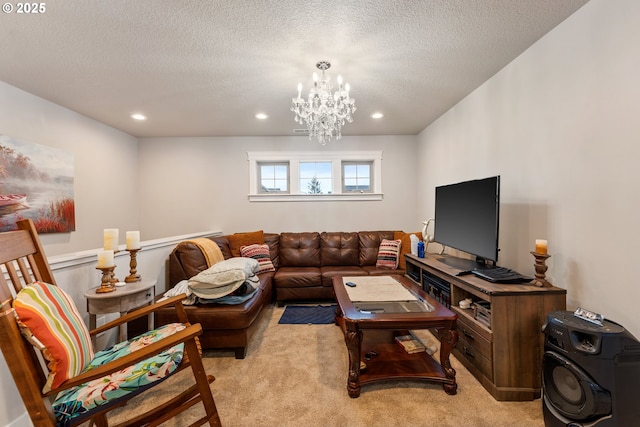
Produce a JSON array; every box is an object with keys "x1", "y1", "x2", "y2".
[{"x1": 434, "y1": 176, "x2": 500, "y2": 270}]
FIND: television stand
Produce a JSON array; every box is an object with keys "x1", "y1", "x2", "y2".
[{"x1": 404, "y1": 253, "x2": 566, "y2": 401}]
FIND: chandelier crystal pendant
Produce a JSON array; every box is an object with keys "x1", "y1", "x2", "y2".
[{"x1": 291, "y1": 61, "x2": 356, "y2": 145}]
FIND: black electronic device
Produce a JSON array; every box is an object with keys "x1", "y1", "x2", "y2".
[
  {"x1": 345, "y1": 281, "x2": 356, "y2": 287},
  {"x1": 434, "y1": 176, "x2": 500, "y2": 271},
  {"x1": 542, "y1": 310, "x2": 640, "y2": 427},
  {"x1": 471, "y1": 266, "x2": 532, "y2": 284},
  {"x1": 422, "y1": 270, "x2": 451, "y2": 307}
]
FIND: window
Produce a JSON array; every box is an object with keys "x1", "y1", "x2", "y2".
[
  {"x1": 300, "y1": 161, "x2": 332, "y2": 194},
  {"x1": 258, "y1": 162, "x2": 289, "y2": 193},
  {"x1": 343, "y1": 161, "x2": 372, "y2": 193},
  {"x1": 247, "y1": 151, "x2": 383, "y2": 201}
]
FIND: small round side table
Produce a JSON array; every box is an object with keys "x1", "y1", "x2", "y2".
[{"x1": 84, "y1": 280, "x2": 156, "y2": 348}]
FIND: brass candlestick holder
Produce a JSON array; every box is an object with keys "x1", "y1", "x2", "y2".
[
  {"x1": 96, "y1": 266, "x2": 117, "y2": 293},
  {"x1": 531, "y1": 251, "x2": 552, "y2": 287},
  {"x1": 125, "y1": 248, "x2": 141, "y2": 283}
]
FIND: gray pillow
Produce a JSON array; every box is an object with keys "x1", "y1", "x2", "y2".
[{"x1": 188, "y1": 257, "x2": 259, "y2": 299}]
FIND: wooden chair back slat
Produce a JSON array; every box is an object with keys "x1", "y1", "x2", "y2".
[
  {"x1": 5, "y1": 261, "x2": 23, "y2": 291},
  {"x1": 0, "y1": 273, "x2": 11, "y2": 308},
  {"x1": 27, "y1": 254, "x2": 43, "y2": 281},
  {"x1": 16, "y1": 220, "x2": 56, "y2": 285},
  {"x1": 17, "y1": 256, "x2": 37, "y2": 284}
]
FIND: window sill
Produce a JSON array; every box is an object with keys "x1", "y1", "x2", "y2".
[{"x1": 248, "y1": 193, "x2": 383, "y2": 202}]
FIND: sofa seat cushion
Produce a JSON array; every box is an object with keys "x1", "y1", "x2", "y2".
[
  {"x1": 362, "y1": 265, "x2": 404, "y2": 276},
  {"x1": 274, "y1": 267, "x2": 322, "y2": 288},
  {"x1": 320, "y1": 266, "x2": 368, "y2": 287}
]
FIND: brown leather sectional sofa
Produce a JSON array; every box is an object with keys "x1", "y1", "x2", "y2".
[{"x1": 156, "y1": 230, "x2": 411, "y2": 358}]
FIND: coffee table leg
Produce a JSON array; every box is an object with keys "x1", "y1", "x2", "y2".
[
  {"x1": 344, "y1": 323, "x2": 363, "y2": 398},
  {"x1": 438, "y1": 327, "x2": 459, "y2": 395}
]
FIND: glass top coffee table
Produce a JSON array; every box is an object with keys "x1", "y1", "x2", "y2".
[{"x1": 333, "y1": 275, "x2": 458, "y2": 398}]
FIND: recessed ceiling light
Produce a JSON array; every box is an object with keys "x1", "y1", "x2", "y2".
[
  {"x1": 371, "y1": 112, "x2": 384, "y2": 119},
  {"x1": 130, "y1": 113, "x2": 147, "y2": 121},
  {"x1": 255, "y1": 113, "x2": 268, "y2": 120}
]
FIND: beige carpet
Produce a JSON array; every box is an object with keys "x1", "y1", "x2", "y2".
[{"x1": 104, "y1": 304, "x2": 545, "y2": 427}]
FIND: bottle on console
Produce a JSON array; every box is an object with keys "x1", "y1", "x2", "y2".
[{"x1": 417, "y1": 241, "x2": 425, "y2": 258}]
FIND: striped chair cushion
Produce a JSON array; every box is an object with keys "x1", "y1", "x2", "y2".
[
  {"x1": 375, "y1": 239, "x2": 402, "y2": 269},
  {"x1": 13, "y1": 281, "x2": 94, "y2": 393},
  {"x1": 241, "y1": 243, "x2": 276, "y2": 274}
]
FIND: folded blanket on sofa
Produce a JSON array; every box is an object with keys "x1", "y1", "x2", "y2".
[
  {"x1": 160, "y1": 277, "x2": 259, "y2": 305},
  {"x1": 184, "y1": 237, "x2": 224, "y2": 267},
  {"x1": 160, "y1": 280, "x2": 197, "y2": 305},
  {"x1": 188, "y1": 257, "x2": 259, "y2": 299}
]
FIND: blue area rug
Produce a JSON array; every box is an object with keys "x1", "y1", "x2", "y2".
[{"x1": 278, "y1": 304, "x2": 337, "y2": 324}]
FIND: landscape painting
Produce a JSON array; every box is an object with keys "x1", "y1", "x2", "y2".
[{"x1": 0, "y1": 135, "x2": 75, "y2": 233}]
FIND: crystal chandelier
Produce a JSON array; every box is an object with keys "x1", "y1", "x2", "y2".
[{"x1": 291, "y1": 61, "x2": 356, "y2": 145}]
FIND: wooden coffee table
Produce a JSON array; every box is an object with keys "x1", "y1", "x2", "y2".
[{"x1": 333, "y1": 275, "x2": 458, "y2": 398}]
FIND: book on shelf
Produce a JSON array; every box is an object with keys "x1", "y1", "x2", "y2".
[{"x1": 395, "y1": 333, "x2": 426, "y2": 354}]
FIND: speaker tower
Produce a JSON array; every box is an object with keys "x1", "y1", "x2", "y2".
[{"x1": 542, "y1": 311, "x2": 640, "y2": 426}]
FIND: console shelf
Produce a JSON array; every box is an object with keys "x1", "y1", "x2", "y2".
[{"x1": 405, "y1": 253, "x2": 566, "y2": 401}]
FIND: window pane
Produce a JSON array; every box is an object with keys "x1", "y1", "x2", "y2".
[
  {"x1": 259, "y1": 162, "x2": 289, "y2": 193},
  {"x1": 274, "y1": 165, "x2": 288, "y2": 179},
  {"x1": 342, "y1": 161, "x2": 372, "y2": 192},
  {"x1": 356, "y1": 164, "x2": 370, "y2": 178},
  {"x1": 300, "y1": 161, "x2": 332, "y2": 194}
]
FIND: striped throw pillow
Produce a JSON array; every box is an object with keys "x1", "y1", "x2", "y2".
[
  {"x1": 375, "y1": 239, "x2": 402, "y2": 269},
  {"x1": 13, "y1": 281, "x2": 94, "y2": 393},
  {"x1": 240, "y1": 243, "x2": 276, "y2": 274}
]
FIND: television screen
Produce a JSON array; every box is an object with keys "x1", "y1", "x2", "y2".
[{"x1": 434, "y1": 176, "x2": 500, "y2": 266}]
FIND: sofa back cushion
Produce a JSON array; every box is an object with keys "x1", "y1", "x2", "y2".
[
  {"x1": 358, "y1": 231, "x2": 396, "y2": 266},
  {"x1": 264, "y1": 233, "x2": 280, "y2": 269},
  {"x1": 320, "y1": 232, "x2": 359, "y2": 266},
  {"x1": 212, "y1": 236, "x2": 233, "y2": 259},
  {"x1": 279, "y1": 232, "x2": 321, "y2": 267}
]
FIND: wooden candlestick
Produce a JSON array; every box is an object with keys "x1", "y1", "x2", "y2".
[
  {"x1": 125, "y1": 249, "x2": 141, "y2": 283},
  {"x1": 531, "y1": 251, "x2": 552, "y2": 288},
  {"x1": 96, "y1": 266, "x2": 116, "y2": 293}
]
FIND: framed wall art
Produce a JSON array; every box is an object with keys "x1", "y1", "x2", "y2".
[{"x1": 0, "y1": 134, "x2": 75, "y2": 233}]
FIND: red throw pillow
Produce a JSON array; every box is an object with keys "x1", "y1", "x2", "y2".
[
  {"x1": 376, "y1": 239, "x2": 402, "y2": 269},
  {"x1": 240, "y1": 243, "x2": 276, "y2": 274}
]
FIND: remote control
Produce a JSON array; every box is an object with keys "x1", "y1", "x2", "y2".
[{"x1": 345, "y1": 281, "x2": 357, "y2": 287}]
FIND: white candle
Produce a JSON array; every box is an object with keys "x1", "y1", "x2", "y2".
[
  {"x1": 535, "y1": 239, "x2": 548, "y2": 255},
  {"x1": 103, "y1": 229, "x2": 119, "y2": 251},
  {"x1": 126, "y1": 231, "x2": 140, "y2": 250},
  {"x1": 97, "y1": 250, "x2": 115, "y2": 268}
]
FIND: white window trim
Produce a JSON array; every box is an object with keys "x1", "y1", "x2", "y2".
[{"x1": 247, "y1": 151, "x2": 383, "y2": 202}]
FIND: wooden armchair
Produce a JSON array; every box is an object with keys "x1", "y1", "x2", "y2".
[{"x1": 0, "y1": 219, "x2": 222, "y2": 427}]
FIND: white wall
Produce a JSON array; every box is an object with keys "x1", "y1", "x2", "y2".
[
  {"x1": 417, "y1": 0, "x2": 640, "y2": 337},
  {"x1": 138, "y1": 135, "x2": 420, "y2": 238}
]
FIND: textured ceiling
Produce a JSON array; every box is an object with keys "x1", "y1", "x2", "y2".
[{"x1": 0, "y1": 0, "x2": 589, "y2": 138}]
